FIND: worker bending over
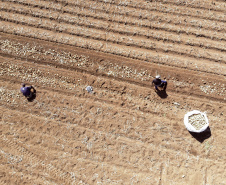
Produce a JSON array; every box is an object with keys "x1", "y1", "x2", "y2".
[{"x1": 152, "y1": 75, "x2": 167, "y2": 91}]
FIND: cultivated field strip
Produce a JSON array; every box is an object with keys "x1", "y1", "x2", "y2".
[
  {"x1": 0, "y1": 43, "x2": 225, "y2": 133},
  {"x1": 0, "y1": 23, "x2": 225, "y2": 77},
  {"x1": 0, "y1": 83, "x2": 225, "y2": 164},
  {"x1": 0, "y1": 135, "x2": 85, "y2": 185},
  {"x1": 2, "y1": 0, "x2": 226, "y2": 41},
  {"x1": 1, "y1": 2, "x2": 226, "y2": 54},
  {"x1": 0, "y1": 70, "x2": 225, "y2": 133},
  {"x1": 0, "y1": 1, "x2": 225, "y2": 72},
  {"x1": 0, "y1": 36, "x2": 225, "y2": 102},
  {"x1": 18, "y1": 0, "x2": 226, "y2": 33},
  {"x1": 0, "y1": 8, "x2": 225, "y2": 64},
  {"x1": 151, "y1": 0, "x2": 226, "y2": 12},
  {"x1": 0, "y1": 9, "x2": 225, "y2": 63},
  {"x1": 98, "y1": 0, "x2": 226, "y2": 13},
  {"x1": 0, "y1": 59, "x2": 225, "y2": 156},
  {"x1": 1, "y1": 65, "x2": 225, "y2": 184},
  {"x1": 78, "y1": 0, "x2": 226, "y2": 28},
  {"x1": 1, "y1": 1, "x2": 225, "y2": 45},
  {"x1": 5, "y1": 0, "x2": 226, "y2": 18},
  {"x1": 0, "y1": 151, "x2": 60, "y2": 185},
  {"x1": 0, "y1": 0, "x2": 226, "y2": 184},
  {"x1": 1, "y1": 108, "x2": 182, "y2": 173},
  {"x1": 1, "y1": 103, "x2": 226, "y2": 184},
  {"x1": 48, "y1": 0, "x2": 226, "y2": 22},
  {"x1": 96, "y1": 0, "x2": 226, "y2": 21},
  {"x1": 1, "y1": 52, "x2": 226, "y2": 113}
]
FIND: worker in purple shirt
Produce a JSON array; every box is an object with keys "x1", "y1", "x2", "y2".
[
  {"x1": 152, "y1": 75, "x2": 167, "y2": 91},
  {"x1": 20, "y1": 83, "x2": 34, "y2": 98}
]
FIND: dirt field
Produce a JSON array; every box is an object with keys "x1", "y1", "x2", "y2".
[{"x1": 0, "y1": 0, "x2": 226, "y2": 184}]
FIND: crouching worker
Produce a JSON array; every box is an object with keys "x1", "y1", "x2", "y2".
[
  {"x1": 152, "y1": 75, "x2": 167, "y2": 91},
  {"x1": 20, "y1": 83, "x2": 36, "y2": 101}
]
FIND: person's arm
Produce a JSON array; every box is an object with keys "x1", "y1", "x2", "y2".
[{"x1": 27, "y1": 86, "x2": 32, "y2": 90}]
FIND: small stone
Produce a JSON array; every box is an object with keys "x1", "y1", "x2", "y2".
[
  {"x1": 173, "y1": 102, "x2": 180, "y2": 106},
  {"x1": 86, "y1": 86, "x2": 93, "y2": 93}
]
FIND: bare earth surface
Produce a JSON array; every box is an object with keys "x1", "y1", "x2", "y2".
[{"x1": 0, "y1": 0, "x2": 226, "y2": 184}]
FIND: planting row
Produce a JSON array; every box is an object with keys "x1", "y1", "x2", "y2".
[
  {"x1": 1, "y1": 1, "x2": 225, "y2": 53},
  {"x1": 0, "y1": 22, "x2": 226, "y2": 77}
]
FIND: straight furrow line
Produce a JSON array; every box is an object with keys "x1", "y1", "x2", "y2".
[
  {"x1": 153, "y1": 0, "x2": 226, "y2": 12},
  {"x1": 43, "y1": 0, "x2": 226, "y2": 33},
  {"x1": 0, "y1": 15, "x2": 225, "y2": 66},
  {"x1": 49, "y1": 7, "x2": 226, "y2": 42},
  {"x1": 1, "y1": 27, "x2": 224, "y2": 78},
  {"x1": 1, "y1": 6, "x2": 225, "y2": 53},
  {"x1": 0, "y1": 68, "x2": 225, "y2": 134},
  {"x1": 0, "y1": 78, "x2": 174, "y2": 124},
  {"x1": 1, "y1": 0, "x2": 225, "y2": 42},
  {"x1": 1, "y1": 56, "x2": 225, "y2": 104},
  {"x1": 90, "y1": 0, "x2": 226, "y2": 22},
  {"x1": 0, "y1": 40, "x2": 225, "y2": 102},
  {"x1": 46, "y1": 0, "x2": 226, "y2": 22}
]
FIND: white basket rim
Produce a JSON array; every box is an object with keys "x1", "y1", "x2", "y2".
[{"x1": 184, "y1": 110, "x2": 209, "y2": 133}]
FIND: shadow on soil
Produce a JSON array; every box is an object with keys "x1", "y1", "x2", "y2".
[
  {"x1": 156, "y1": 90, "x2": 168, "y2": 99},
  {"x1": 27, "y1": 87, "x2": 37, "y2": 102},
  {"x1": 189, "y1": 127, "x2": 211, "y2": 143}
]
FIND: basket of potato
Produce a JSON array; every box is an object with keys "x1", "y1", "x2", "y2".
[{"x1": 184, "y1": 110, "x2": 209, "y2": 133}]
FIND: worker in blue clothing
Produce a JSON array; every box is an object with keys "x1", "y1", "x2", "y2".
[
  {"x1": 20, "y1": 83, "x2": 35, "y2": 98},
  {"x1": 152, "y1": 75, "x2": 167, "y2": 91}
]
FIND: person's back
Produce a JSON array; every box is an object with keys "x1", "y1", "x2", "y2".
[
  {"x1": 20, "y1": 83, "x2": 31, "y2": 97},
  {"x1": 152, "y1": 78, "x2": 162, "y2": 86},
  {"x1": 152, "y1": 75, "x2": 167, "y2": 91}
]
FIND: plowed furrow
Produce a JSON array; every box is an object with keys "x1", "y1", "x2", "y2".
[
  {"x1": 1, "y1": 74, "x2": 225, "y2": 141},
  {"x1": 1, "y1": 34, "x2": 224, "y2": 93},
  {"x1": 1, "y1": 53, "x2": 225, "y2": 108},
  {"x1": 153, "y1": 0, "x2": 226, "y2": 12},
  {"x1": 1, "y1": 106, "x2": 225, "y2": 172},
  {"x1": 0, "y1": 135, "x2": 85, "y2": 184},
  {"x1": 89, "y1": 0, "x2": 226, "y2": 22},
  {"x1": 58, "y1": 2, "x2": 226, "y2": 41},
  {"x1": 1, "y1": 3, "x2": 225, "y2": 53},
  {"x1": 0, "y1": 57, "x2": 225, "y2": 127},
  {"x1": 39, "y1": 0, "x2": 226, "y2": 33},
  {"x1": 1, "y1": 0, "x2": 225, "y2": 42},
  {"x1": 1, "y1": 106, "x2": 226, "y2": 184},
  {"x1": 1, "y1": 22, "x2": 226, "y2": 77},
  {"x1": 1, "y1": 11, "x2": 225, "y2": 64},
  {"x1": 46, "y1": 0, "x2": 226, "y2": 22},
  {"x1": 0, "y1": 39, "x2": 225, "y2": 102},
  {"x1": 1, "y1": 110, "x2": 170, "y2": 176},
  {"x1": 0, "y1": 0, "x2": 225, "y2": 184},
  {"x1": 2, "y1": 56, "x2": 224, "y2": 120},
  {"x1": 0, "y1": 154, "x2": 58, "y2": 184}
]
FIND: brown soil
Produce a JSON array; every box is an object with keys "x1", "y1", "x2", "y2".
[{"x1": 0, "y1": 0, "x2": 225, "y2": 184}]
